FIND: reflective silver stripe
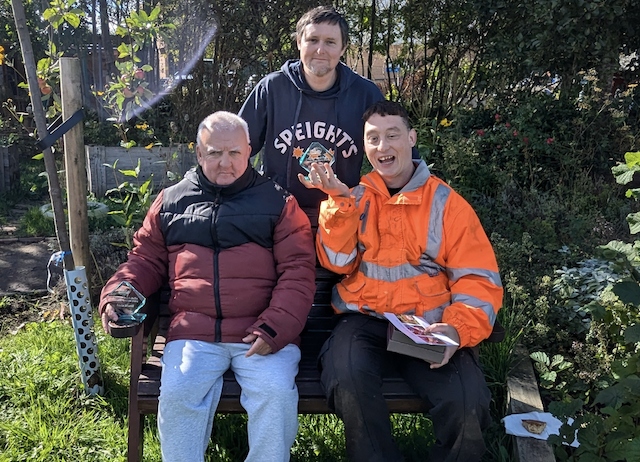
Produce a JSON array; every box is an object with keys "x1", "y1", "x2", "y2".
[
  {"x1": 426, "y1": 184, "x2": 450, "y2": 259},
  {"x1": 360, "y1": 258, "x2": 445, "y2": 282},
  {"x1": 422, "y1": 305, "x2": 447, "y2": 324},
  {"x1": 332, "y1": 288, "x2": 360, "y2": 313},
  {"x1": 448, "y1": 267, "x2": 503, "y2": 287},
  {"x1": 360, "y1": 260, "x2": 428, "y2": 282},
  {"x1": 353, "y1": 185, "x2": 366, "y2": 208},
  {"x1": 417, "y1": 255, "x2": 446, "y2": 276},
  {"x1": 451, "y1": 293, "x2": 497, "y2": 325},
  {"x1": 319, "y1": 234, "x2": 357, "y2": 267}
]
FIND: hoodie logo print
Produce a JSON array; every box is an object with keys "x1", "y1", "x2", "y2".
[{"x1": 274, "y1": 120, "x2": 358, "y2": 158}]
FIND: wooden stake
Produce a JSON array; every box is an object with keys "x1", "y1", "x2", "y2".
[{"x1": 60, "y1": 57, "x2": 92, "y2": 283}]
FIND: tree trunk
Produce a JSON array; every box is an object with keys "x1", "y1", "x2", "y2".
[
  {"x1": 367, "y1": 0, "x2": 376, "y2": 81},
  {"x1": 99, "y1": 0, "x2": 114, "y2": 76},
  {"x1": 385, "y1": 0, "x2": 394, "y2": 98},
  {"x1": 10, "y1": 0, "x2": 74, "y2": 270},
  {"x1": 91, "y1": 0, "x2": 101, "y2": 89}
]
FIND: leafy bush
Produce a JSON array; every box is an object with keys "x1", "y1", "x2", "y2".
[
  {"x1": 102, "y1": 159, "x2": 154, "y2": 249},
  {"x1": 18, "y1": 206, "x2": 56, "y2": 237},
  {"x1": 522, "y1": 151, "x2": 640, "y2": 461}
]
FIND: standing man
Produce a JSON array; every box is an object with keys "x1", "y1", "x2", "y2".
[
  {"x1": 100, "y1": 111, "x2": 316, "y2": 461},
  {"x1": 300, "y1": 100, "x2": 503, "y2": 461},
  {"x1": 239, "y1": 5, "x2": 384, "y2": 224}
]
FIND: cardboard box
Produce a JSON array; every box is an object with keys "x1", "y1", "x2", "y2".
[{"x1": 386, "y1": 324, "x2": 446, "y2": 364}]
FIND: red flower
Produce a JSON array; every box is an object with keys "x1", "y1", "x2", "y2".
[
  {"x1": 505, "y1": 122, "x2": 511, "y2": 128},
  {"x1": 513, "y1": 130, "x2": 518, "y2": 137},
  {"x1": 495, "y1": 114, "x2": 501, "y2": 121},
  {"x1": 546, "y1": 137, "x2": 554, "y2": 144},
  {"x1": 476, "y1": 129, "x2": 485, "y2": 136},
  {"x1": 523, "y1": 137, "x2": 529, "y2": 144}
]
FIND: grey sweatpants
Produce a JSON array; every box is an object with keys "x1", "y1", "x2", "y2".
[{"x1": 158, "y1": 339, "x2": 301, "y2": 462}]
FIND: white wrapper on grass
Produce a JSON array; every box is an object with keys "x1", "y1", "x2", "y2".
[{"x1": 502, "y1": 411, "x2": 579, "y2": 447}]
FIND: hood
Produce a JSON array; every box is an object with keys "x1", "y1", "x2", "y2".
[{"x1": 362, "y1": 160, "x2": 431, "y2": 197}]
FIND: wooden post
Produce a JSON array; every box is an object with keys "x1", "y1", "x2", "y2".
[{"x1": 60, "y1": 57, "x2": 92, "y2": 283}]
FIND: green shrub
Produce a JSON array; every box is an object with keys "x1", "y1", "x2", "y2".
[
  {"x1": 525, "y1": 151, "x2": 640, "y2": 461},
  {"x1": 18, "y1": 206, "x2": 56, "y2": 237}
]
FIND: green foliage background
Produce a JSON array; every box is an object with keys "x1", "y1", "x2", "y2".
[{"x1": 1, "y1": 0, "x2": 640, "y2": 461}]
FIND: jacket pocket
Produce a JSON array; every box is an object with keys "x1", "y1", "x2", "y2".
[
  {"x1": 334, "y1": 272, "x2": 367, "y2": 313},
  {"x1": 414, "y1": 275, "x2": 451, "y2": 311}
]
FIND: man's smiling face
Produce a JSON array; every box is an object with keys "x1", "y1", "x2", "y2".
[
  {"x1": 297, "y1": 22, "x2": 346, "y2": 79},
  {"x1": 364, "y1": 113, "x2": 417, "y2": 189}
]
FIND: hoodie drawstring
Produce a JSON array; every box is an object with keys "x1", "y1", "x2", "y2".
[{"x1": 285, "y1": 94, "x2": 304, "y2": 188}]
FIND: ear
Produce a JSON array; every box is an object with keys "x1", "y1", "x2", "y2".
[
  {"x1": 408, "y1": 129, "x2": 417, "y2": 147},
  {"x1": 195, "y1": 145, "x2": 204, "y2": 165}
]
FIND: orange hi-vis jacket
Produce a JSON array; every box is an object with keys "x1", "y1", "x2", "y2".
[{"x1": 316, "y1": 161, "x2": 503, "y2": 348}]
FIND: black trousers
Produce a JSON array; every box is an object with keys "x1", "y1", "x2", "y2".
[{"x1": 319, "y1": 314, "x2": 491, "y2": 462}]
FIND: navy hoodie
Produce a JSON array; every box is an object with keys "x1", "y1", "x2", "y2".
[{"x1": 239, "y1": 59, "x2": 384, "y2": 219}]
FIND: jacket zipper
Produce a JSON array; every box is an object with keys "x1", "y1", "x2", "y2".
[
  {"x1": 212, "y1": 190, "x2": 223, "y2": 342},
  {"x1": 360, "y1": 200, "x2": 370, "y2": 234}
]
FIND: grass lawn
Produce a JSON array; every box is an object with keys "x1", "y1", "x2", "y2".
[{"x1": 0, "y1": 315, "x2": 513, "y2": 461}]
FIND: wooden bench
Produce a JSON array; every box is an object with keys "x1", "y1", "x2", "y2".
[{"x1": 122, "y1": 268, "x2": 504, "y2": 462}]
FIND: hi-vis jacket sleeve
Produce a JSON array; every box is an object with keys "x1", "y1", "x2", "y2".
[
  {"x1": 437, "y1": 198, "x2": 503, "y2": 347},
  {"x1": 316, "y1": 194, "x2": 361, "y2": 275}
]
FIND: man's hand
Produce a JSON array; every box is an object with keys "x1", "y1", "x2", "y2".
[
  {"x1": 297, "y1": 162, "x2": 350, "y2": 198},
  {"x1": 424, "y1": 323, "x2": 460, "y2": 369},
  {"x1": 243, "y1": 331, "x2": 273, "y2": 357},
  {"x1": 100, "y1": 303, "x2": 119, "y2": 334}
]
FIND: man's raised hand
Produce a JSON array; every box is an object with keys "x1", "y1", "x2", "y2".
[{"x1": 297, "y1": 162, "x2": 350, "y2": 198}]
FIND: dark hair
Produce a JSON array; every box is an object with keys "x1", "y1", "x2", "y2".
[
  {"x1": 295, "y1": 6, "x2": 349, "y2": 49},
  {"x1": 363, "y1": 100, "x2": 412, "y2": 130}
]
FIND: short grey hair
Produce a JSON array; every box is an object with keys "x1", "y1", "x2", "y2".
[{"x1": 197, "y1": 111, "x2": 250, "y2": 145}]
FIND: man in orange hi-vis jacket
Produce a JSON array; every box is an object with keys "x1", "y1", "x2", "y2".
[{"x1": 298, "y1": 100, "x2": 503, "y2": 462}]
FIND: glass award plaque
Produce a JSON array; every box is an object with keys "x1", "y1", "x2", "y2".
[
  {"x1": 299, "y1": 141, "x2": 335, "y2": 178},
  {"x1": 106, "y1": 281, "x2": 147, "y2": 338}
]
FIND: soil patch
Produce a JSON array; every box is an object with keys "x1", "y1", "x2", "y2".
[
  {"x1": 0, "y1": 237, "x2": 65, "y2": 336},
  {"x1": 0, "y1": 237, "x2": 57, "y2": 295}
]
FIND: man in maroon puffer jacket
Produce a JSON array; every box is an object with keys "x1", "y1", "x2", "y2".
[{"x1": 100, "y1": 111, "x2": 316, "y2": 462}]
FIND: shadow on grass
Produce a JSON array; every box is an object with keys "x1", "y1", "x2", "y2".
[{"x1": 101, "y1": 372, "x2": 131, "y2": 424}]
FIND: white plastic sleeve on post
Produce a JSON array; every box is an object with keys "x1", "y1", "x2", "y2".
[{"x1": 64, "y1": 266, "x2": 104, "y2": 395}]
